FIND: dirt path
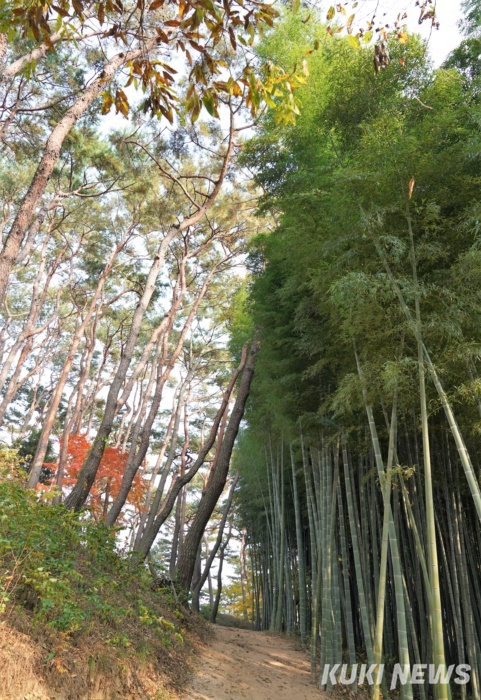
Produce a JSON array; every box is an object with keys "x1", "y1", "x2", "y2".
[{"x1": 183, "y1": 625, "x2": 323, "y2": 700}]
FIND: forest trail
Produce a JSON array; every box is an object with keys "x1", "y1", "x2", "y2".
[{"x1": 183, "y1": 624, "x2": 322, "y2": 700}]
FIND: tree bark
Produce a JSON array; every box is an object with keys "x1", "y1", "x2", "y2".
[
  {"x1": 103, "y1": 257, "x2": 221, "y2": 525},
  {"x1": 132, "y1": 342, "x2": 250, "y2": 564},
  {"x1": 211, "y1": 523, "x2": 232, "y2": 623},
  {"x1": 175, "y1": 340, "x2": 259, "y2": 591},
  {"x1": 132, "y1": 391, "x2": 179, "y2": 550},
  {"x1": 0, "y1": 35, "x2": 7, "y2": 66},
  {"x1": 27, "y1": 230, "x2": 130, "y2": 488},
  {"x1": 63, "y1": 236, "x2": 176, "y2": 510},
  {"x1": 1, "y1": 12, "x2": 98, "y2": 83},
  {"x1": 64, "y1": 118, "x2": 235, "y2": 511},
  {"x1": 0, "y1": 40, "x2": 156, "y2": 305},
  {"x1": 132, "y1": 383, "x2": 186, "y2": 551},
  {"x1": 192, "y1": 472, "x2": 239, "y2": 611}
]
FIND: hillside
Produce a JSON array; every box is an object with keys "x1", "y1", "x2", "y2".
[{"x1": 0, "y1": 477, "x2": 204, "y2": 699}]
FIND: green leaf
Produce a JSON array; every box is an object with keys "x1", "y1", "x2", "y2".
[
  {"x1": 363, "y1": 30, "x2": 373, "y2": 44},
  {"x1": 292, "y1": 0, "x2": 300, "y2": 15},
  {"x1": 326, "y1": 6, "x2": 335, "y2": 21},
  {"x1": 202, "y1": 0, "x2": 216, "y2": 13},
  {"x1": 249, "y1": 74, "x2": 261, "y2": 111},
  {"x1": 202, "y1": 91, "x2": 216, "y2": 117},
  {"x1": 346, "y1": 34, "x2": 360, "y2": 49},
  {"x1": 264, "y1": 93, "x2": 276, "y2": 108}
]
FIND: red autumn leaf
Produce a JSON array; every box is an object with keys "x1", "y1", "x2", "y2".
[{"x1": 54, "y1": 434, "x2": 148, "y2": 521}]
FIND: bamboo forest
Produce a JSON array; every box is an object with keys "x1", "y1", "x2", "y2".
[{"x1": 2, "y1": 0, "x2": 481, "y2": 698}]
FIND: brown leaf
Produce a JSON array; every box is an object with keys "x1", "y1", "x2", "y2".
[
  {"x1": 72, "y1": 0, "x2": 83, "y2": 16},
  {"x1": 155, "y1": 27, "x2": 169, "y2": 42},
  {"x1": 52, "y1": 5, "x2": 70, "y2": 18}
]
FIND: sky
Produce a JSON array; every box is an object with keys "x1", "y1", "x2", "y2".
[
  {"x1": 423, "y1": 0, "x2": 464, "y2": 64},
  {"x1": 343, "y1": 0, "x2": 465, "y2": 65}
]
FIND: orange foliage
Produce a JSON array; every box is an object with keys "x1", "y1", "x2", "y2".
[{"x1": 48, "y1": 434, "x2": 148, "y2": 521}]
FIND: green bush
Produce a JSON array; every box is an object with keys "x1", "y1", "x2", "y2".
[{"x1": 0, "y1": 473, "x2": 184, "y2": 647}]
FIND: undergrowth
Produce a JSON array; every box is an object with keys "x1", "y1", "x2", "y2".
[{"x1": 0, "y1": 451, "x2": 202, "y2": 698}]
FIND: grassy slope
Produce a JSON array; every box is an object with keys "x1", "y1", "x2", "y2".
[{"x1": 0, "y1": 458, "x2": 204, "y2": 699}]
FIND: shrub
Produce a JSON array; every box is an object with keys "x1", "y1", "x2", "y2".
[{"x1": 0, "y1": 470, "x2": 184, "y2": 648}]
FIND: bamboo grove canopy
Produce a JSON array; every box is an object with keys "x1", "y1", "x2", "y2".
[{"x1": 234, "y1": 5, "x2": 481, "y2": 700}]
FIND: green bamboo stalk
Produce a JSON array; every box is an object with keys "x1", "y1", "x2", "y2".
[
  {"x1": 376, "y1": 240, "x2": 481, "y2": 525},
  {"x1": 442, "y1": 482, "x2": 465, "y2": 700},
  {"x1": 342, "y1": 438, "x2": 373, "y2": 663},
  {"x1": 399, "y1": 475, "x2": 432, "y2": 614},
  {"x1": 454, "y1": 490, "x2": 480, "y2": 700},
  {"x1": 275, "y1": 443, "x2": 286, "y2": 632},
  {"x1": 331, "y1": 449, "x2": 343, "y2": 668},
  {"x1": 337, "y1": 478, "x2": 356, "y2": 665},
  {"x1": 266, "y1": 442, "x2": 278, "y2": 630},
  {"x1": 355, "y1": 351, "x2": 412, "y2": 700},
  {"x1": 372, "y1": 400, "x2": 397, "y2": 700},
  {"x1": 320, "y1": 446, "x2": 331, "y2": 685},
  {"x1": 301, "y1": 432, "x2": 320, "y2": 672},
  {"x1": 402, "y1": 573, "x2": 427, "y2": 700},
  {"x1": 311, "y1": 448, "x2": 324, "y2": 677},
  {"x1": 405, "y1": 210, "x2": 448, "y2": 700},
  {"x1": 285, "y1": 538, "x2": 294, "y2": 633},
  {"x1": 291, "y1": 444, "x2": 307, "y2": 648},
  {"x1": 324, "y1": 447, "x2": 340, "y2": 690}
]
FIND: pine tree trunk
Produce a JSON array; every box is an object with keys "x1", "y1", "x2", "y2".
[
  {"x1": 0, "y1": 44, "x2": 156, "y2": 304},
  {"x1": 133, "y1": 343, "x2": 250, "y2": 565},
  {"x1": 64, "y1": 126, "x2": 235, "y2": 511},
  {"x1": 175, "y1": 341, "x2": 258, "y2": 590}
]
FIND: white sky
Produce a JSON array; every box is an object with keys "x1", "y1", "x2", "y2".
[
  {"x1": 425, "y1": 0, "x2": 464, "y2": 64},
  {"x1": 339, "y1": 0, "x2": 464, "y2": 65}
]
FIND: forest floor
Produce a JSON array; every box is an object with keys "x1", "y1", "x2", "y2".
[{"x1": 182, "y1": 624, "x2": 323, "y2": 700}]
